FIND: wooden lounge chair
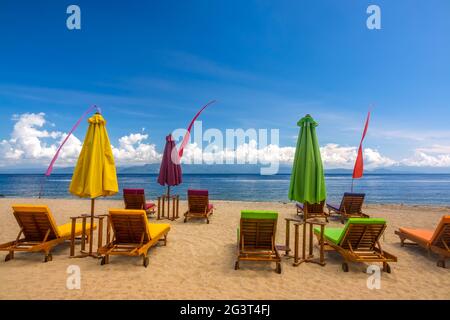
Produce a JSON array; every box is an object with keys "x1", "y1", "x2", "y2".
[
  {"x1": 98, "y1": 209, "x2": 170, "y2": 267},
  {"x1": 296, "y1": 201, "x2": 328, "y2": 221},
  {"x1": 235, "y1": 210, "x2": 282, "y2": 273},
  {"x1": 123, "y1": 188, "x2": 156, "y2": 216},
  {"x1": 0, "y1": 205, "x2": 95, "y2": 262},
  {"x1": 327, "y1": 192, "x2": 368, "y2": 223},
  {"x1": 183, "y1": 189, "x2": 214, "y2": 224},
  {"x1": 313, "y1": 218, "x2": 397, "y2": 272},
  {"x1": 395, "y1": 215, "x2": 450, "y2": 268}
]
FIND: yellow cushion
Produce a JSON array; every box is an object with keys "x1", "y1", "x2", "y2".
[
  {"x1": 57, "y1": 222, "x2": 96, "y2": 238},
  {"x1": 147, "y1": 223, "x2": 170, "y2": 240}
]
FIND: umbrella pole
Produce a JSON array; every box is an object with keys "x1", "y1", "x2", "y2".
[
  {"x1": 167, "y1": 186, "x2": 170, "y2": 220},
  {"x1": 351, "y1": 178, "x2": 354, "y2": 192},
  {"x1": 89, "y1": 198, "x2": 95, "y2": 256}
]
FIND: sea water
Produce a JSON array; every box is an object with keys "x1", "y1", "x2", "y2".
[{"x1": 1, "y1": 174, "x2": 449, "y2": 205}]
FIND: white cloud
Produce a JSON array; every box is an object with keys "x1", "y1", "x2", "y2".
[
  {"x1": 416, "y1": 144, "x2": 450, "y2": 154},
  {"x1": 320, "y1": 144, "x2": 397, "y2": 169},
  {"x1": 320, "y1": 144, "x2": 356, "y2": 168},
  {"x1": 180, "y1": 141, "x2": 397, "y2": 169},
  {"x1": 401, "y1": 151, "x2": 450, "y2": 167},
  {"x1": 180, "y1": 140, "x2": 296, "y2": 165},
  {"x1": 2, "y1": 113, "x2": 450, "y2": 170},
  {"x1": 112, "y1": 133, "x2": 161, "y2": 165},
  {"x1": 0, "y1": 113, "x2": 161, "y2": 167},
  {"x1": 0, "y1": 113, "x2": 61, "y2": 163}
]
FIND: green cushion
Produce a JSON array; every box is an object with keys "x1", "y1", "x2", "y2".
[
  {"x1": 314, "y1": 227, "x2": 344, "y2": 244},
  {"x1": 314, "y1": 218, "x2": 386, "y2": 245},
  {"x1": 347, "y1": 218, "x2": 386, "y2": 225},
  {"x1": 241, "y1": 210, "x2": 278, "y2": 220}
]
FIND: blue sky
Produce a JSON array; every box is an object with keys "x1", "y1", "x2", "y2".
[{"x1": 1, "y1": 1, "x2": 450, "y2": 170}]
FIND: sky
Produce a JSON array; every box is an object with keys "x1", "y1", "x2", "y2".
[{"x1": 1, "y1": 1, "x2": 450, "y2": 171}]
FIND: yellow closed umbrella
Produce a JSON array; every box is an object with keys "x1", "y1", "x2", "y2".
[{"x1": 69, "y1": 112, "x2": 118, "y2": 257}]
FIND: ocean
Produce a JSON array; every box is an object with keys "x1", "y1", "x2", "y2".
[{"x1": 0, "y1": 173, "x2": 449, "y2": 205}]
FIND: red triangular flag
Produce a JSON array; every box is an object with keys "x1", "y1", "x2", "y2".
[{"x1": 352, "y1": 111, "x2": 371, "y2": 179}]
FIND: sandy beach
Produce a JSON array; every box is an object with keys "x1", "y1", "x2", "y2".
[{"x1": 0, "y1": 198, "x2": 448, "y2": 300}]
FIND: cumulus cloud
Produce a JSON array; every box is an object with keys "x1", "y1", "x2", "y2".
[
  {"x1": 180, "y1": 140, "x2": 296, "y2": 165},
  {"x1": 320, "y1": 144, "x2": 356, "y2": 168},
  {"x1": 112, "y1": 133, "x2": 161, "y2": 165},
  {"x1": 401, "y1": 151, "x2": 450, "y2": 167},
  {"x1": 0, "y1": 113, "x2": 161, "y2": 167},
  {"x1": 180, "y1": 141, "x2": 397, "y2": 169},
  {"x1": 2, "y1": 113, "x2": 450, "y2": 170},
  {"x1": 0, "y1": 113, "x2": 61, "y2": 164}
]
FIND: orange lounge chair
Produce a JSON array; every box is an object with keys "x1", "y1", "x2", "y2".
[
  {"x1": 98, "y1": 209, "x2": 170, "y2": 267},
  {"x1": 0, "y1": 205, "x2": 95, "y2": 262},
  {"x1": 296, "y1": 201, "x2": 328, "y2": 221},
  {"x1": 123, "y1": 188, "x2": 156, "y2": 216},
  {"x1": 183, "y1": 189, "x2": 214, "y2": 224},
  {"x1": 395, "y1": 215, "x2": 450, "y2": 268}
]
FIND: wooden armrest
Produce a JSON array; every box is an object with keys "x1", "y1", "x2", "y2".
[{"x1": 285, "y1": 217, "x2": 303, "y2": 223}]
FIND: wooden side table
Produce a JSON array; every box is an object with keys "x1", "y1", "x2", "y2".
[
  {"x1": 69, "y1": 214, "x2": 111, "y2": 258},
  {"x1": 293, "y1": 218, "x2": 327, "y2": 267},
  {"x1": 157, "y1": 195, "x2": 180, "y2": 221},
  {"x1": 282, "y1": 217, "x2": 304, "y2": 257},
  {"x1": 70, "y1": 214, "x2": 88, "y2": 257}
]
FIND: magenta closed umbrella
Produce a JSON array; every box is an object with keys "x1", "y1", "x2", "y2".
[{"x1": 158, "y1": 134, "x2": 182, "y2": 197}]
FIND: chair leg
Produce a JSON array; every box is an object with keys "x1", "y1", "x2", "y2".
[
  {"x1": 342, "y1": 261, "x2": 349, "y2": 272},
  {"x1": 5, "y1": 251, "x2": 14, "y2": 262},
  {"x1": 437, "y1": 258, "x2": 446, "y2": 268},
  {"x1": 164, "y1": 234, "x2": 168, "y2": 246},
  {"x1": 143, "y1": 254, "x2": 149, "y2": 268},
  {"x1": 43, "y1": 250, "x2": 53, "y2": 263}
]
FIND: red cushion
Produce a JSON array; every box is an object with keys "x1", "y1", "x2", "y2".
[
  {"x1": 188, "y1": 189, "x2": 208, "y2": 196},
  {"x1": 123, "y1": 189, "x2": 145, "y2": 195},
  {"x1": 145, "y1": 203, "x2": 155, "y2": 210},
  {"x1": 208, "y1": 204, "x2": 214, "y2": 211}
]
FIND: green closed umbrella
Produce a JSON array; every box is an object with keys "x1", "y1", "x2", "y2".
[{"x1": 288, "y1": 114, "x2": 326, "y2": 204}]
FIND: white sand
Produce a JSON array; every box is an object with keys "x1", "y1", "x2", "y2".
[{"x1": 0, "y1": 198, "x2": 448, "y2": 300}]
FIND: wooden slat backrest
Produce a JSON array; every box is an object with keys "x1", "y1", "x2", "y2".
[
  {"x1": 340, "y1": 223, "x2": 385, "y2": 251},
  {"x1": 341, "y1": 193, "x2": 365, "y2": 215},
  {"x1": 431, "y1": 220, "x2": 450, "y2": 249},
  {"x1": 109, "y1": 209, "x2": 150, "y2": 243},
  {"x1": 305, "y1": 201, "x2": 325, "y2": 217},
  {"x1": 12, "y1": 205, "x2": 59, "y2": 241},
  {"x1": 240, "y1": 219, "x2": 276, "y2": 250},
  {"x1": 123, "y1": 189, "x2": 146, "y2": 210},
  {"x1": 188, "y1": 195, "x2": 209, "y2": 214}
]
